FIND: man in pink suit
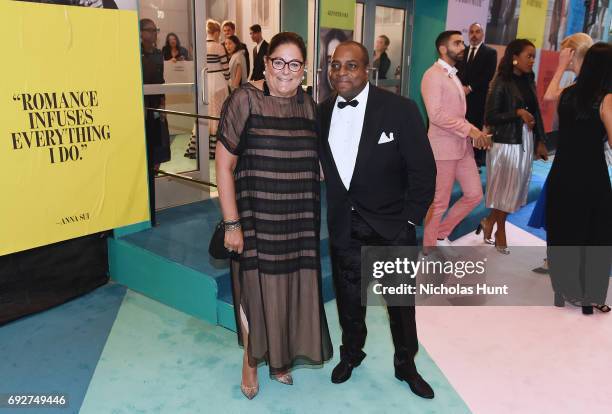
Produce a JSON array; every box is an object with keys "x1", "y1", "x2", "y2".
[{"x1": 421, "y1": 30, "x2": 490, "y2": 248}]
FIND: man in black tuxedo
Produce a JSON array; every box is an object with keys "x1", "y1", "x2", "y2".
[
  {"x1": 318, "y1": 41, "x2": 436, "y2": 399},
  {"x1": 457, "y1": 23, "x2": 497, "y2": 167},
  {"x1": 249, "y1": 24, "x2": 268, "y2": 81}
]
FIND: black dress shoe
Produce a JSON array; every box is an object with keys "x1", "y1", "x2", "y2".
[
  {"x1": 395, "y1": 369, "x2": 435, "y2": 399},
  {"x1": 331, "y1": 359, "x2": 362, "y2": 384}
]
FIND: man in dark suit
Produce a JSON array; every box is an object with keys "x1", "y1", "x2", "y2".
[
  {"x1": 318, "y1": 41, "x2": 437, "y2": 399},
  {"x1": 249, "y1": 24, "x2": 268, "y2": 81},
  {"x1": 457, "y1": 23, "x2": 497, "y2": 167}
]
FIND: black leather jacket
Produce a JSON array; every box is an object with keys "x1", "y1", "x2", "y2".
[{"x1": 484, "y1": 75, "x2": 546, "y2": 146}]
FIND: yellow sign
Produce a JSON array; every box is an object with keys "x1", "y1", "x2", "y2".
[
  {"x1": 0, "y1": 2, "x2": 149, "y2": 255},
  {"x1": 320, "y1": 0, "x2": 356, "y2": 30},
  {"x1": 517, "y1": 0, "x2": 549, "y2": 47}
]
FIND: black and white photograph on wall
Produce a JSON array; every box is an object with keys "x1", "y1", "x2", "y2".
[
  {"x1": 543, "y1": 0, "x2": 570, "y2": 50},
  {"x1": 486, "y1": 0, "x2": 521, "y2": 45},
  {"x1": 317, "y1": 27, "x2": 353, "y2": 102},
  {"x1": 583, "y1": 0, "x2": 610, "y2": 41}
]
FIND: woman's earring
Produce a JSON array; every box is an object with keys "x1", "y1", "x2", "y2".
[
  {"x1": 512, "y1": 60, "x2": 518, "y2": 65},
  {"x1": 263, "y1": 70, "x2": 266, "y2": 76}
]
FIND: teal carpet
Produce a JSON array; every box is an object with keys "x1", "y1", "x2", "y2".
[{"x1": 79, "y1": 290, "x2": 471, "y2": 414}]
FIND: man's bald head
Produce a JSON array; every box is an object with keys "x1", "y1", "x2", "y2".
[{"x1": 468, "y1": 23, "x2": 484, "y2": 46}]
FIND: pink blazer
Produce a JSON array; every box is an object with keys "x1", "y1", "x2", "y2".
[{"x1": 421, "y1": 62, "x2": 474, "y2": 161}]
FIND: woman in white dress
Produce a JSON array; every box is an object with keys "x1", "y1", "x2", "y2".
[{"x1": 185, "y1": 19, "x2": 230, "y2": 160}]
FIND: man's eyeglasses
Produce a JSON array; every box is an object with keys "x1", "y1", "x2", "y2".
[
  {"x1": 270, "y1": 57, "x2": 304, "y2": 72},
  {"x1": 142, "y1": 28, "x2": 160, "y2": 33}
]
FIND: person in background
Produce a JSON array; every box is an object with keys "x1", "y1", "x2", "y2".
[
  {"x1": 249, "y1": 24, "x2": 268, "y2": 81},
  {"x1": 184, "y1": 19, "x2": 230, "y2": 160},
  {"x1": 140, "y1": 18, "x2": 170, "y2": 225},
  {"x1": 528, "y1": 33, "x2": 593, "y2": 274},
  {"x1": 480, "y1": 39, "x2": 549, "y2": 254},
  {"x1": 457, "y1": 22, "x2": 498, "y2": 169},
  {"x1": 421, "y1": 30, "x2": 488, "y2": 250},
  {"x1": 216, "y1": 32, "x2": 332, "y2": 400},
  {"x1": 546, "y1": 42, "x2": 612, "y2": 314},
  {"x1": 372, "y1": 35, "x2": 391, "y2": 80},
  {"x1": 222, "y1": 20, "x2": 250, "y2": 75},
  {"x1": 225, "y1": 35, "x2": 248, "y2": 91},
  {"x1": 542, "y1": 33, "x2": 593, "y2": 103},
  {"x1": 162, "y1": 33, "x2": 189, "y2": 62}
]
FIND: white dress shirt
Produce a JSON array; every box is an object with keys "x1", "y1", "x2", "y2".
[
  {"x1": 255, "y1": 39, "x2": 264, "y2": 54},
  {"x1": 436, "y1": 58, "x2": 464, "y2": 96},
  {"x1": 328, "y1": 83, "x2": 370, "y2": 190}
]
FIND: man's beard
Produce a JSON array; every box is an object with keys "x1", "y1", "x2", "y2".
[{"x1": 447, "y1": 50, "x2": 463, "y2": 63}]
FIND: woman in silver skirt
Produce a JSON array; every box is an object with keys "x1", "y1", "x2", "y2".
[{"x1": 478, "y1": 39, "x2": 549, "y2": 253}]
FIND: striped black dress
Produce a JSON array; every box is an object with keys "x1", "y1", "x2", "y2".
[{"x1": 217, "y1": 82, "x2": 332, "y2": 373}]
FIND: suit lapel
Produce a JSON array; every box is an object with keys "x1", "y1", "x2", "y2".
[{"x1": 350, "y1": 84, "x2": 384, "y2": 189}]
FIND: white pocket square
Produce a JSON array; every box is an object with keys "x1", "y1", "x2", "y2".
[{"x1": 378, "y1": 131, "x2": 395, "y2": 144}]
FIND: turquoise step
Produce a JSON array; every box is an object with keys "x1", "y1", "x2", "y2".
[{"x1": 110, "y1": 163, "x2": 551, "y2": 333}]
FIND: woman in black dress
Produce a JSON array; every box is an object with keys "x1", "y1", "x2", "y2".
[
  {"x1": 216, "y1": 32, "x2": 332, "y2": 399},
  {"x1": 546, "y1": 42, "x2": 612, "y2": 314}
]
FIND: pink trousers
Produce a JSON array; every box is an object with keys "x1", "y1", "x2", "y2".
[{"x1": 423, "y1": 145, "x2": 483, "y2": 247}]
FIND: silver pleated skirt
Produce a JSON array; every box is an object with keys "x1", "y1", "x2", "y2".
[{"x1": 485, "y1": 124, "x2": 534, "y2": 213}]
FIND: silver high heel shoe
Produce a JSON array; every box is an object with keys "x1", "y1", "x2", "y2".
[
  {"x1": 273, "y1": 372, "x2": 293, "y2": 385},
  {"x1": 240, "y1": 382, "x2": 259, "y2": 399},
  {"x1": 475, "y1": 219, "x2": 495, "y2": 245},
  {"x1": 495, "y1": 245, "x2": 510, "y2": 255}
]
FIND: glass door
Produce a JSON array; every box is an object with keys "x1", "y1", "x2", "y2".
[
  {"x1": 139, "y1": 0, "x2": 214, "y2": 210},
  {"x1": 355, "y1": 0, "x2": 413, "y2": 97}
]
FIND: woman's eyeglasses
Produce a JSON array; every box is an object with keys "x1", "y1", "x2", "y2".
[{"x1": 270, "y1": 57, "x2": 304, "y2": 72}]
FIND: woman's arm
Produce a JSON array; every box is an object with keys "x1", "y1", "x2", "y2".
[
  {"x1": 601, "y1": 93, "x2": 612, "y2": 147},
  {"x1": 215, "y1": 144, "x2": 243, "y2": 253},
  {"x1": 543, "y1": 48, "x2": 574, "y2": 102},
  {"x1": 231, "y1": 63, "x2": 242, "y2": 90}
]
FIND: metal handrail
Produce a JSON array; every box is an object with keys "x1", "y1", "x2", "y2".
[
  {"x1": 145, "y1": 107, "x2": 220, "y2": 188},
  {"x1": 146, "y1": 107, "x2": 220, "y2": 121},
  {"x1": 156, "y1": 170, "x2": 217, "y2": 188}
]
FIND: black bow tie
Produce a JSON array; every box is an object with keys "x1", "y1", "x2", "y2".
[{"x1": 337, "y1": 99, "x2": 359, "y2": 109}]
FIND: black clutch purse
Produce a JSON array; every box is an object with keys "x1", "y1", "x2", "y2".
[{"x1": 208, "y1": 220, "x2": 239, "y2": 260}]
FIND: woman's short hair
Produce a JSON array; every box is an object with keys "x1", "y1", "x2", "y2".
[
  {"x1": 560, "y1": 33, "x2": 593, "y2": 60},
  {"x1": 267, "y1": 32, "x2": 307, "y2": 62},
  {"x1": 206, "y1": 19, "x2": 221, "y2": 34},
  {"x1": 378, "y1": 35, "x2": 390, "y2": 47}
]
